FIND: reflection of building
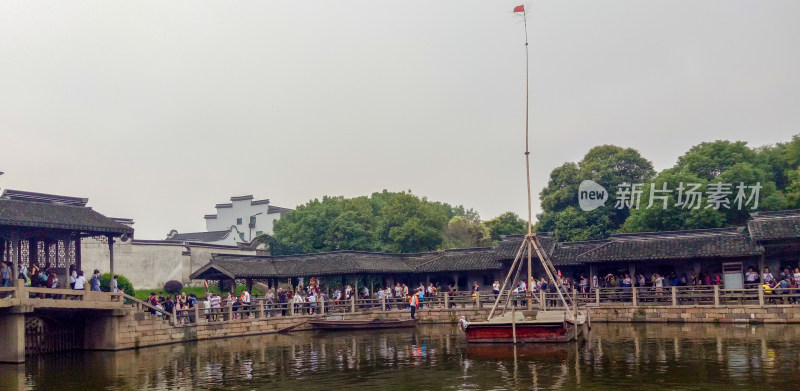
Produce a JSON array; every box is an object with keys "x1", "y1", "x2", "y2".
[
  {"x1": 193, "y1": 210, "x2": 800, "y2": 292},
  {"x1": 166, "y1": 195, "x2": 292, "y2": 246}
]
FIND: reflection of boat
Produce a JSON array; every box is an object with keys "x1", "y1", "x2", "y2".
[
  {"x1": 460, "y1": 310, "x2": 586, "y2": 343},
  {"x1": 466, "y1": 339, "x2": 573, "y2": 359},
  {"x1": 309, "y1": 318, "x2": 418, "y2": 330}
]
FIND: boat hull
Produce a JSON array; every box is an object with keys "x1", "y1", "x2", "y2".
[
  {"x1": 309, "y1": 318, "x2": 418, "y2": 330},
  {"x1": 461, "y1": 321, "x2": 579, "y2": 343}
]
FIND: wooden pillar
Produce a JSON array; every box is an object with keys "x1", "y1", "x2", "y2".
[
  {"x1": 758, "y1": 283, "x2": 765, "y2": 306},
  {"x1": 107, "y1": 236, "x2": 115, "y2": 285},
  {"x1": 74, "y1": 235, "x2": 82, "y2": 273},
  {"x1": 595, "y1": 288, "x2": 600, "y2": 306},
  {"x1": 44, "y1": 240, "x2": 50, "y2": 267},
  {"x1": 247, "y1": 278, "x2": 253, "y2": 293},
  {"x1": 29, "y1": 239, "x2": 37, "y2": 269},
  {"x1": 61, "y1": 239, "x2": 69, "y2": 290},
  {"x1": 350, "y1": 295, "x2": 356, "y2": 313},
  {"x1": 589, "y1": 265, "x2": 597, "y2": 288},
  {"x1": 629, "y1": 264, "x2": 636, "y2": 283},
  {"x1": 444, "y1": 292, "x2": 449, "y2": 309},
  {"x1": 453, "y1": 273, "x2": 459, "y2": 291},
  {"x1": 758, "y1": 255, "x2": 765, "y2": 279},
  {"x1": 10, "y1": 233, "x2": 19, "y2": 281},
  {"x1": 632, "y1": 286, "x2": 638, "y2": 307},
  {"x1": 713, "y1": 285, "x2": 720, "y2": 306}
]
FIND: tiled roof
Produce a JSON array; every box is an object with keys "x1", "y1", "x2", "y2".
[
  {"x1": 1, "y1": 189, "x2": 88, "y2": 206},
  {"x1": 166, "y1": 230, "x2": 231, "y2": 243},
  {"x1": 0, "y1": 199, "x2": 133, "y2": 236},
  {"x1": 191, "y1": 218, "x2": 794, "y2": 280},
  {"x1": 570, "y1": 229, "x2": 763, "y2": 263},
  {"x1": 267, "y1": 205, "x2": 293, "y2": 214},
  {"x1": 748, "y1": 210, "x2": 800, "y2": 241},
  {"x1": 413, "y1": 248, "x2": 501, "y2": 272}
]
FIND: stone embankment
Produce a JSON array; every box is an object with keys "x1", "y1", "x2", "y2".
[
  {"x1": 587, "y1": 305, "x2": 800, "y2": 324},
  {"x1": 92, "y1": 305, "x2": 800, "y2": 352},
  {"x1": 103, "y1": 308, "x2": 492, "y2": 351}
]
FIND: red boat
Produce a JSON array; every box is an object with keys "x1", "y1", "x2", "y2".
[{"x1": 459, "y1": 310, "x2": 585, "y2": 343}]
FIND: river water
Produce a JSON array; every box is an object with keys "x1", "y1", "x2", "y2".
[{"x1": 8, "y1": 323, "x2": 800, "y2": 390}]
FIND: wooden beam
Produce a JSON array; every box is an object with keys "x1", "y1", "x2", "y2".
[
  {"x1": 75, "y1": 235, "x2": 82, "y2": 273},
  {"x1": 108, "y1": 235, "x2": 115, "y2": 286}
]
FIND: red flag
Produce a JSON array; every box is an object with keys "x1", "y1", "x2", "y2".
[{"x1": 513, "y1": 5, "x2": 525, "y2": 13}]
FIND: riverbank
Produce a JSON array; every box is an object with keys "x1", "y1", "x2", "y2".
[
  {"x1": 114, "y1": 303, "x2": 800, "y2": 352},
  {"x1": 10, "y1": 323, "x2": 800, "y2": 391}
]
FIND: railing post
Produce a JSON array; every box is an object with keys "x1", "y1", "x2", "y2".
[
  {"x1": 319, "y1": 297, "x2": 325, "y2": 315},
  {"x1": 758, "y1": 284, "x2": 765, "y2": 306},
  {"x1": 444, "y1": 292, "x2": 449, "y2": 309},
  {"x1": 171, "y1": 303, "x2": 177, "y2": 326},
  {"x1": 289, "y1": 300, "x2": 295, "y2": 316},
  {"x1": 13, "y1": 278, "x2": 23, "y2": 298},
  {"x1": 381, "y1": 295, "x2": 386, "y2": 311},
  {"x1": 671, "y1": 286, "x2": 677, "y2": 307},
  {"x1": 632, "y1": 286, "x2": 638, "y2": 307},
  {"x1": 227, "y1": 304, "x2": 233, "y2": 321},
  {"x1": 193, "y1": 305, "x2": 199, "y2": 324},
  {"x1": 258, "y1": 299, "x2": 265, "y2": 318},
  {"x1": 595, "y1": 288, "x2": 600, "y2": 306},
  {"x1": 540, "y1": 290, "x2": 546, "y2": 310},
  {"x1": 351, "y1": 295, "x2": 356, "y2": 313},
  {"x1": 475, "y1": 292, "x2": 481, "y2": 309},
  {"x1": 713, "y1": 285, "x2": 720, "y2": 306}
]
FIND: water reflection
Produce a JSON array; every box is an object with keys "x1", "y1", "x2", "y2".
[{"x1": 8, "y1": 323, "x2": 800, "y2": 390}]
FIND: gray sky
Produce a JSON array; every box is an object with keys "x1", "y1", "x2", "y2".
[{"x1": 1, "y1": 1, "x2": 798, "y2": 239}]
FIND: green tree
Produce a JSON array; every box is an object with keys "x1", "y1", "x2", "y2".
[
  {"x1": 674, "y1": 140, "x2": 763, "y2": 180},
  {"x1": 785, "y1": 167, "x2": 800, "y2": 208},
  {"x1": 536, "y1": 145, "x2": 655, "y2": 239},
  {"x1": 442, "y1": 216, "x2": 492, "y2": 249},
  {"x1": 483, "y1": 211, "x2": 528, "y2": 241},
  {"x1": 271, "y1": 190, "x2": 468, "y2": 254},
  {"x1": 623, "y1": 170, "x2": 726, "y2": 232},
  {"x1": 537, "y1": 206, "x2": 610, "y2": 242}
]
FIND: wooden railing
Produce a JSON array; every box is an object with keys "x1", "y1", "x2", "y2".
[
  {"x1": 0, "y1": 280, "x2": 125, "y2": 305},
  {"x1": 9, "y1": 281, "x2": 800, "y2": 328}
]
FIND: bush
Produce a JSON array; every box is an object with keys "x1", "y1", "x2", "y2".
[
  {"x1": 164, "y1": 280, "x2": 183, "y2": 294},
  {"x1": 100, "y1": 273, "x2": 135, "y2": 295}
]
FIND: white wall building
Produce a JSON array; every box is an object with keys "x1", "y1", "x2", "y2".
[
  {"x1": 204, "y1": 195, "x2": 292, "y2": 241},
  {"x1": 166, "y1": 195, "x2": 292, "y2": 246}
]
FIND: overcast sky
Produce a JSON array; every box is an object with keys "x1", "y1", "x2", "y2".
[{"x1": 1, "y1": 1, "x2": 798, "y2": 239}]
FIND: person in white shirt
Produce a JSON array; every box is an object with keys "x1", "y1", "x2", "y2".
[
  {"x1": 73, "y1": 271, "x2": 86, "y2": 290},
  {"x1": 745, "y1": 267, "x2": 759, "y2": 284},
  {"x1": 492, "y1": 281, "x2": 500, "y2": 295},
  {"x1": 292, "y1": 292, "x2": 304, "y2": 315},
  {"x1": 69, "y1": 265, "x2": 77, "y2": 289},
  {"x1": 308, "y1": 293, "x2": 317, "y2": 315},
  {"x1": 762, "y1": 267, "x2": 775, "y2": 284}
]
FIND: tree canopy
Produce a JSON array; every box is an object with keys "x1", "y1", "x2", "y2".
[
  {"x1": 267, "y1": 190, "x2": 527, "y2": 254},
  {"x1": 535, "y1": 145, "x2": 656, "y2": 240},
  {"x1": 539, "y1": 135, "x2": 800, "y2": 239}
]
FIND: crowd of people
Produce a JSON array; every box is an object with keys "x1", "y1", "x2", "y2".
[{"x1": 0, "y1": 262, "x2": 122, "y2": 297}]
